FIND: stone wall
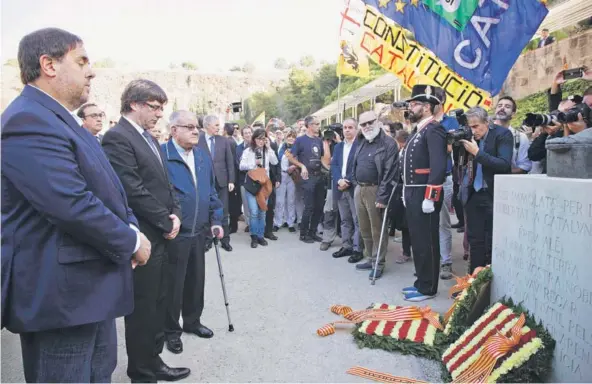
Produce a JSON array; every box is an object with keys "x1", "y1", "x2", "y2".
[{"x1": 500, "y1": 30, "x2": 592, "y2": 100}]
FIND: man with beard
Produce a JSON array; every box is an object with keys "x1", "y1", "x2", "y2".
[
  {"x1": 351, "y1": 111, "x2": 398, "y2": 279},
  {"x1": 400, "y1": 85, "x2": 448, "y2": 302},
  {"x1": 493, "y1": 96, "x2": 532, "y2": 174}
]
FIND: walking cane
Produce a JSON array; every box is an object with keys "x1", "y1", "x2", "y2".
[
  {"x1": 212, "y1": 228, "x2": 235, "y2": 332},
  {"x1": 371, "y1": 180, "x2": 399, "y2": 285}
]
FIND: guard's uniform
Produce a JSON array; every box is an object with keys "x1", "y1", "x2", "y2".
[{"x1": 401, "y1": 101, "x2": 448, "y2": 297}]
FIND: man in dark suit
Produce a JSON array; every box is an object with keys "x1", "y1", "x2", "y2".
[
  {"x1": 223, "y1": 122, "x2": 241, "y2": 234},
  {"x1": 330, "y1": 118, "x2": 363, "y2": 262},
  {"x1": 263, "y1": 121, "x2": 281, "y2": 240},
  {"x1": 197, "y1": 115, "x2": 236, "y2": 251},
  {"x1": 102, "y1": 79, "x2": 190, "y2": 382},
  {"x1": 1, "y1": 28, "x2": 150, "y2": 383},
  {"x1": 162, "y1": 111, "x2": 224, "y2": 354},
  {"x1": 538, "y1": 28, "x2": 555, "y2": 48},
  {"x1": 78, "y1": 102, "x2": 105, "y2": 143},
  {"x1": 459, "y1": 106, "x2": 513, "y2": 273}
]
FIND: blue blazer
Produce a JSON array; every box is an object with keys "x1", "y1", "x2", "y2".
[
  {"x1": 331, "y1": 139, "x2": 359, "y2": 199},
  {"x1": 161, "y1": 141, "x2": 223, "y2": 237},
  {"x1": 1, "y1": 85, "x2": 138, "y2": 333}
]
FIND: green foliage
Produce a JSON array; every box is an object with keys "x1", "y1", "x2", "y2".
[
  {"x1": 522, "y1": 29, "x2": 569, "y2": 53},
  {"x1": 299, "y1": 55, "x2": 315, "y2": 68},
  {"x1": 172, "y1": 98, "x2": 178, "y2": 111},
  {"x1": 93, "y1": 58, "x2": 115, "y2": 68},
  {"x1": 229, "y1": 66, "x2": 242, "y2": 72},
  {"x1": 181, "y1": 62, "x2": 198, "y2": 70},
  {"x1": 512, "y1": 79, "x2": 590, "y2": 126},
  {"x1": 274, "y1": 57, "x2": 289, "y2": 70},
  {"x1": 353, "y1": 329, "x2": 443, "y2": 361},
  {"x1": 4, "y1": 58, "x2": 18, "y2": 67}
]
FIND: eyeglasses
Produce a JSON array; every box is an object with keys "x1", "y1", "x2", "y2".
[
  {"x1": 85, "y1": 113, "x2": 105, "y2": 119},
  {"x1": 174, "y1": 125, "x2": 198, "y2": 131},
  {"x1": 360, "y1": 119, "x2": 376, "y2": 127},
  {"x1": 143, "y1": 102, "x2": 164, "y2": 112}
]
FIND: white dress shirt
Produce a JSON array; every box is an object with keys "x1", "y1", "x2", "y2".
[{"x1": 341, "y1": 139, "x2": 354, "y2": 179}]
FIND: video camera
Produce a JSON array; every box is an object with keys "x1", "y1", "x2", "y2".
[
  {"x1": 523, "y1": 103, "x2": 592, "y2": 128},
  {"x1": 446, "y1": 109, "x2": 473, "y2": 145},
  {"x1": 323, "y1": 123, "x2": 344, "y2": 141}
]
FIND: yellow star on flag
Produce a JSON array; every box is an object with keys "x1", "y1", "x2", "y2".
[
  {"x1": 540, "y1": 0, "x2": 548, "y2": 4},
  {"x1": 395, "y1": 0, "x2": 406, "y2": 13},
  {"x1": 410, "y1": 0, "x2": 419, "y2": 6},
  {"x1": 378, "y1": 0, "x2": 391, "y2": 7}
]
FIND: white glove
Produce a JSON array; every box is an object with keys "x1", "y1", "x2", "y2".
[{"x1": 422, "y1": 199, "x2": 435, "y2": 214}]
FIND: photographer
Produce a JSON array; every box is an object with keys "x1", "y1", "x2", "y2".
[
  {"x1": 319, "y1": 124, "x2": 342, "y2": 251},
  {"x1": 459, "y1": 107, "x2": 513, "y2": 273},
  {"x1": 493, "y1": 96, "x2": 532, "y2": 174}
]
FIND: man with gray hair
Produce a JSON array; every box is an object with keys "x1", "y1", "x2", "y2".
[
  {"x1": 459, "y1": 106, "x2": 513, "y2": 273},
  {"x1": 103, "y1": 79, "x2": 190, "y2": 382},
  {"x1": 197, "y1": 114, "x2": 236, "y2": 251}
]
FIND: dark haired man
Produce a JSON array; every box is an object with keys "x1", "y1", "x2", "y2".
[
  {"x1": 103, "y1": 79, "x2": 190, "y2": 382},
  {"x1": 77, "y1": 102, "x2": 105, "y2": 142},
  {"x1": 2, "y1": 28, "x2": 150, "y2": 382},
  {"x1": 493, "y1": 96, "x2": 531, "y2": 174}
]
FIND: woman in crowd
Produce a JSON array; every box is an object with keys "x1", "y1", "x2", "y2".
[{"x1": 239, "y1": 128, "x2": 279, "y2": 248}]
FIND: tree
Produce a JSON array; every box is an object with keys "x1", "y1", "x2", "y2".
[
  {"x1": 93, "y1": 58, "x2": 116, "y2": 68},
  {"x1": 299, "y1": 55, "x2": 315, "y2": 68},
  {"x1": 242, "y1": 62, "x2": 256, "y2": 74},
  {"x1": 173, "y1": 98, "x2": 178, "y2": 111},
  {"x1": 4, "y1": 58, "x2": 18, "y2": 67},
  {"x1": 229, "y1": 65, "x2": 242, "y2": 72},
  {"x1": 274, "y1": 57, "x2": 289, "y2": 70},
  {"x1": 181, "y1": 61, "x2": 198, "y2": 70}
]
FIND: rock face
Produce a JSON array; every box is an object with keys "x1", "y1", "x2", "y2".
[{"x1": 1, "y1": 66, "x2": 286, "y2": 123}]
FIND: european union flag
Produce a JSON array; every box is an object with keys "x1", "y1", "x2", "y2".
[{"x1": 363, "y1": 0, "x2": 548, "y2": 96}]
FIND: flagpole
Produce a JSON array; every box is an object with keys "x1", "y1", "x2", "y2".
[{"x1": 336, "y1": 74, "x2": 342, "y2": 123}]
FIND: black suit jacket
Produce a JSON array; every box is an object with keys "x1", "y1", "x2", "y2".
[
  {"x1": 460, "y1": 124, "x2": 513, "y2": 205},
  {"x1": 197, "y1": 132, "x2": 236, "y2": 189},
  {"x1": 538, "y1": 36, "x2": 555, "y2": 48},
  {"x1": 102, "y1": 117, "x2": 181, "y2": 241}
]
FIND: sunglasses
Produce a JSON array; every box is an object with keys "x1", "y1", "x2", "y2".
[{"x1": 360, "y1": 119, "x2": 376, "y2": 127}]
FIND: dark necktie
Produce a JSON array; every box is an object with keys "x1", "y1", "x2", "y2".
[
  {"x1": 142, "y1": 130, "x2": 162, "y2": 163},
  {"x1": 209, "y1": 136, "x2": 215, "y2": 158}
]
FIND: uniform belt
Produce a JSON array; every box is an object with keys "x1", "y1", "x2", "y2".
[{"x1": 358, "y1": 182, "x2": 378, "y2": 187}]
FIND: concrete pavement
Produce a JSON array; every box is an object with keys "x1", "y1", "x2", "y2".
[{"x1": 1, "y1": 222, "x2": 467, "y2": 382}]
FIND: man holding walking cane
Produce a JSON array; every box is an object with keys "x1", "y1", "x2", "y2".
[{"x1": 161, "y1": 110, "x2": 224, "y2": 354}]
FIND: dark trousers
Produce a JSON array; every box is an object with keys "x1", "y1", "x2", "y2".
[
  {"x1": 299, "y1": 175, "x2": 325, "y2": 236},
  {"x1": 465, "y1": 190, "x2": 493, "y2": 273},
  {"x1": 207, "y1": 186, "x2": 230, "y2": 245},
  {"x1": 452, "y1": 181, "x2": 465, "y2": 225},
  {"x1": 229, "y1": 188, "x2": 242, "y2": 232},
  {"x1": 401, "y1": 228, "x2": 411, "y2": 256},
  {"x1": 265, "y1": 187, "x2": 276, "y2": 234},
  {"x1": 125, "y1": 240, "x2": 168, "y2": 382},
  {"x1": 405, "y1": 187, "x2": 442, "y2": 296},
  {"x1": 165, "y1": 233, "x2": 206, "y2": 340},
  {"x1": 20, "y1": 319, "x2": 117, "y2": 383}
]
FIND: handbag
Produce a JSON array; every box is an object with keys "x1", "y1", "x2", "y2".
[{"x1": 244, "y1": 149, "x2": 265, "y2": 195}]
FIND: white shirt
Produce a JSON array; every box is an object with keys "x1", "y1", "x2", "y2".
[
  {"x1": 172, "y1": 139, "x2": 196, "y2": 185},
  {"x1": 239, "y1": 147, "x2": 278, "y2": 177},
  {"x1": 205, "y1": 133, "x2": 215, "y2": 154},
  {"x1": 508, "y1": 126, "x2": 532, "y2": 172},
  {"x1": 341, "y1": 139, "x2": 354, "y2": 179}
]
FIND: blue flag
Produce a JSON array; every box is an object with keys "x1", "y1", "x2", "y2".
[{"x1": 363, "y1": 0, "x2": 548, "y2": 96}]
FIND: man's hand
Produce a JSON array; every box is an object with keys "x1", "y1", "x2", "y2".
[
  {"x1": 566, "y1": 113, "x2": 588, "y2": 134},
  {"x1": 337, "y1": 179, "x2": 350, "y2": 191},
  {"x1": 553, "y1": 70, "x2": 566, "y2": 86},
  {"x1": 132, "y1": 232, "x2": 151, "y2": 268},
  {"x1": 333, "y1": 134, "x2": 342, "y2": 143},
  {"x1": 228, "y1": 183, "x2": 235, "y2": 192},
  {"x1": 422, "y1": 199, "x2": 435, "y2": 214},
  {"x1": 211, "y1": 225, "x2": 224, "y2": 239},
  {"x1": 543, "y1": 121, "x2": 562, "y2": 136},
  {"x1": 275, "y1": 181, "x2": 280, "y2": 188},
  {"x1": 300, "y1": 165, "x2": 309, "y2": 180},
  {"x1": 375, "y1": 202, "x2": 386, "y2": 209},
  {"x1": 460, "y1": 138, "x2": 479, "y2": 156},
  {"x1": 164, "y1": 214, "x2": 181, "y2": 240}
]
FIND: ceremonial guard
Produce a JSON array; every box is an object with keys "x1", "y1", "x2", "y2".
[{"x1": 400, "y1": 85, "x2": 448, "y2": 302}]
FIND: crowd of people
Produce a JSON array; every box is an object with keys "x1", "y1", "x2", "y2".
[{"x1": 2, "y1": 26, "x2": 591, "y2": 384}]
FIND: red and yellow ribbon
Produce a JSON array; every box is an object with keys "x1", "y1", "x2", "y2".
[
  {"x1": 444, "y1": 266, "x2": 490, "y2": 325},
  {"x1": 347, "y1": 366, "x2": 428, "y2": 383},
  {"x1": 453, "y1": 313, "x2": 526, "y2": 383}
]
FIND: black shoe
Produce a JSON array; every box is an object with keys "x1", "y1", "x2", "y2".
[
  {"x1": 282, "y1": 223, "x2": 288, "y2": 228},
  {"x1": 153, "y1": 361, "x2": 191, "y2": 382},
  {"x1": 288, "y1": 227, "x2": 296, "y2": 233},
  {"x1": 300, "y1": 235, "x2": 314, "y2": 244},
  {"x1": 205, "y1": 242, "x2": 213, "y2": 252},
  {"x1": 388, "y1": 229, "x2": 395, "y2": 237},
  {"x1": 166, "y1": 338, "x2": 183, "y2": 354},
  {"x1": 333, "y1": 247, "x2": 354, "y2": 258},
  {"x1": 184, "y1": 323, "x2": 214, "y2": 339},
  {"x1": 264, "y1": 232, "x2": 278, "y2": 240},
  {"x1": 251, "y1": 236, "x2": 258, "y2": 248},
  {"x1": 451, "y1": 222, "x2": 464, "y2": 229},
  {"x1": 311, "y1": 234, "x2": 323, "y2": 242},
  {"x1": 221, "y1": 242, "x2": 233, "y2": 252},
  {"x1": 272, "y1": 226, "x2": 279, "y2": 232},
  {"x1": 257, "y1": 237, "x2": 268, "y2": 246},
  {"x1": 356, "y1": 261, "x2": 373, "y2": 271},
  {"x1": 348, "y1": 251, "x2": 364, "y2": 263},
  {"x1": 245, "y1": 225, "x2": 250, "y2": 233}
]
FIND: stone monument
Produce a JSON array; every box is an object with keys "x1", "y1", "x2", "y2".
[
  {"x1": 491, "y1": 174, "x2": 592, "y2": 382},
  {"x1": 546, "y1": 128, "x2": 592, "y2": 179}
]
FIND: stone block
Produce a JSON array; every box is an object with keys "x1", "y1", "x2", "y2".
[{"x1": 492, "y1": 175, "x2": 592, "y2": 382}]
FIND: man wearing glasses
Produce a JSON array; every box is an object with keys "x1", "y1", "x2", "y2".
[
  {"x1": 102, "y1": 79, "x2": 190, "y2": 382},
  {"x1": 161, "y1": 110, "x2": 223, "y2": 354},
  {"x1": 77, "y1": 102, "x2": 105, "y2": 142}
]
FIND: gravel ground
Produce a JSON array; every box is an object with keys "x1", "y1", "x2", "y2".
[{"x1": 1, "y1": 222, "x2": 466, "y2": 382}]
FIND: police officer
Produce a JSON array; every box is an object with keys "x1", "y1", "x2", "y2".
[
  {"x1": 286, "y1": 115, "x2": 331, "y2": 243},
  {"x1": 400, "y1": 84, "x2": 448, "y2": 302}
]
